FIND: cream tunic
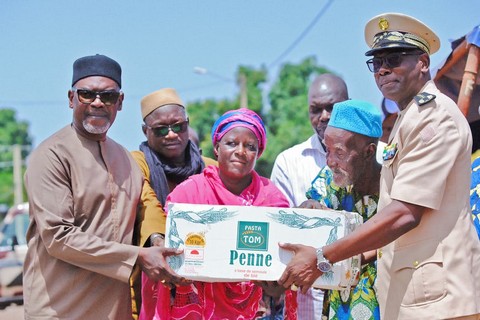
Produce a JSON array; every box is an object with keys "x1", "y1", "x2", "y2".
[
  {"x1": 377, "y1": 81, "x2": 480, "y2": 319},
  {"x1": 24, "y1": 125, "x2": 143, "y2": 320}
]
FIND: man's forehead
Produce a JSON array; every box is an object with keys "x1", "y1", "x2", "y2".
[
  {"x1": 147, "y1": 104, "x2": 186, "y2": 121},
  {"x1": 74, "y1": 76, "x2": 119, "y2": 89},
  {"x1": 325, "y1": 126, "x2": 354, "y2": 141},
  {"x1": 309, "y1": 91, "x2": 344, "y2": 105},
  {"x1": 325, "y1": 129, "x2": 361, "y2": 152}
]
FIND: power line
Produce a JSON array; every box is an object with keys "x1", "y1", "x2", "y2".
[
  {"x1": 268, "y1": 0, "x2": 335, "y2": 70},
  {"x1": 188, "y1": 1, "x2": 335, "y2": 100},
  {"x1": 193, "y1": 67, "x2": 235, "y2": 83}
]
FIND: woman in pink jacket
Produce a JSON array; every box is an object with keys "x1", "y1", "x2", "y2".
[{"x1": 140, "y1": 108, "x2": 291, "y2": 320}]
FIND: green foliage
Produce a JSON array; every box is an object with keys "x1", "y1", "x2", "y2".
[
  {"x1": 187, "y1": 98, "x2": 238, "y2": 159},
  {"x1": 0, "y1": 108, "x2": 32, "y2": 206},
  {"x1": 187, "y1": 56, "x2": 334, "y2": 178},
  {"x1": 0, "y1": 109, "x2": 32, "y2": 164},
  {"x1": 0, "y1": 171, "x2": 13, "y2": 204}
]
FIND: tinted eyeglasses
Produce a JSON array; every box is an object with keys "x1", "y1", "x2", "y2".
[
  {"x1": 366, "y1": 51, "x2": 423, "y2": 73},
  {"x1": 145, "y1": 120, "x2": 189, "y2": 137},
  {"x1": 72, "y1": 88, "x2": 121, "y2": 106}
]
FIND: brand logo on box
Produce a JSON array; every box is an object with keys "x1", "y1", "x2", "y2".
[{"x1": 237, "y1": 221, "x2": 269, "y2": 251}]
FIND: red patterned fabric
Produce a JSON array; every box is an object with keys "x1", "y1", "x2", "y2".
[{"x1": 284, "y1": 290, "x2": 298, "y2": 320}]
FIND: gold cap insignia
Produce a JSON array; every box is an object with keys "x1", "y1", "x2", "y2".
[{"x1": 379, "y1": 18, "x2": 389, "y2": 31}]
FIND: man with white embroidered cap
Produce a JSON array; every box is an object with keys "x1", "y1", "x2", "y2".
[{"x1": 278, "y1": 13, "x2": 480, "y2": 319}]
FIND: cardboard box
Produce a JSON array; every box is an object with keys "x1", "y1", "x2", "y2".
[{"x1": 165, "y1": 203, "x2": 363, "y2": 290}]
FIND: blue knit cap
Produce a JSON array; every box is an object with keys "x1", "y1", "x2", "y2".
[{"x1": 328, "y1": 99, "x2": 383, "y2": 138}]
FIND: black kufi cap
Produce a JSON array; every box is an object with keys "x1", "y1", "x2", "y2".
[{"x1": 72, "y1": 54, "x2": 122, "y2": 88}]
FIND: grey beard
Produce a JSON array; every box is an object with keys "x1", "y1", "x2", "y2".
[
  {"x1": 333, "y1": 169, "x2": 353, "y2": 188},
  {"x1": 83, "y1": 120, "x2": 110, "y2": 135}
]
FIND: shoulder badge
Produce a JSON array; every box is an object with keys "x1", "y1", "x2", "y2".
[{"x1": 414, "y1": 92, "x2": 436, "y2": 106}]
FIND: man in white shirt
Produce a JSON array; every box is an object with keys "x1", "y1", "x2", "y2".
[
  {"x1": 271, "y1": 74, "x2": 349, "y2": 207},
  {"x1": 270, "y1": 73, "x2": 349, "y2": 319}
]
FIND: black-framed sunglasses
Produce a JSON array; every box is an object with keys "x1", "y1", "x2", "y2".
[
  {"x1": 366, "y1": 51, "x2": 423, "y2": 73},
  {"x1": 145, "y1": 120, "x2": 189, "y2": 137},
  {"x1": 72, "y1": 88, "x2": 121, "y2": 106}
]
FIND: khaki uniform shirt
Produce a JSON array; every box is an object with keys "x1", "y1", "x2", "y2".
[
  {"x1": 377, "y1": 81, "x2": 480, "y2": 319},
  {"x1": 24, "y1": 125, "x2": 143, "y2": 320}
]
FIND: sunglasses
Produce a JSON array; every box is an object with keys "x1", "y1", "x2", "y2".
[
  {"x1": 145, "y1": 120, "x2": 189, "y2": 137},
  {"x1": 366, "y1": 51, "x2": 423, "y2": 73},
  {"x1": 73, "y1": 88, "x2": 121, "y2": 106}
]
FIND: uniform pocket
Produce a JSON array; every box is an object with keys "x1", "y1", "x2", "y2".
[{"x1": 392, "y1": 245, "x2": 447, "y2": 307}]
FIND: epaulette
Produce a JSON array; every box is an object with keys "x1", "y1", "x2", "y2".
[{"x1": 414, "y1": 92, "x2": 436, "y2": 106}]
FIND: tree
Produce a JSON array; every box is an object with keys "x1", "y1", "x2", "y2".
[
  {"x1": 187, "y1": 97, "x2": 238, "y2": 158},
  {"x1": 259, "y1": 56, "x2": 331, "y2": 175},
  {"x1": 0, "y1": 108, "x2": 33, "y2": 206},
  {"x1": 187, "y1": 65, "x2": 267, "y2": 160}
]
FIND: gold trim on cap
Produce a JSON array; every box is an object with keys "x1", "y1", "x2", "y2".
[{"x1": 371, "y1": 31, "x2": 430, "y2": 54}]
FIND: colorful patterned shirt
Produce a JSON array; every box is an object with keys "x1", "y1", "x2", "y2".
[
  {"x1": 469, "y1": 157, "x2": 480, "y2": 239},
  {"x1": 307, "y1": 166, "x2": 380, "y2": 320}
]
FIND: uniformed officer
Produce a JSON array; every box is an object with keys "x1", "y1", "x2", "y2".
[{"x1": 278, "y1": 13, "x2": 480, "y2": 319}]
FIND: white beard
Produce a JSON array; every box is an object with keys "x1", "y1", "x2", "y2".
[
  {"x1": 333, "y1": 169, "x2": 353, "y2": 188},
  {"x1": 83, "y1": 120, "x2": 110, "y2": 135}
]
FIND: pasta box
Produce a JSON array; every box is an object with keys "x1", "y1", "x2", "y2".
[{"x1": 165, "y1": 203, "x2": 363, "y2": 290}]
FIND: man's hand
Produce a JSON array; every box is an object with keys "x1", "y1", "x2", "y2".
[
  {"x1": 254, "y1": 281, "x2": 286, "y2": 298},
  {"x1": 298, "y1": 199, "x2": 328, "y2": 209},
  {"x1": 277, "y1": 243, "x2": 321, "y2": 294},
  {"x1": 137, "y1": 246, "x2": 191, "y2": 288}
]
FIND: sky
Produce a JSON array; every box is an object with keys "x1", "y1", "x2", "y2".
[{"x1": 1, "y1": 0, "x2": 479, "y2": 151}]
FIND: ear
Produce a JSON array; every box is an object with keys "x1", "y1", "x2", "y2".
[
  {"x1": 363, "y1": 143, "x2": 377, "y2": 160},
  {"x1": 213, "y1": 142, "x2": 219, "y2": 159},
  {"x1": 68, "y1": 90, "x2": 74, "y2": 109},
  {"x1": 116, "y1": 92, "x2": 124, "y2": 111},
  {"x1": 419, "y1": 53, "x2": 430, "y2": 72}
]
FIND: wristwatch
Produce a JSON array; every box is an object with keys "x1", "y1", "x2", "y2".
[
  {"x1": 316, "y1": 247, "x2": 333, "y2": 273},
  {"x1": 150, "y1": 233, "x2": 165, "y2": 246}
]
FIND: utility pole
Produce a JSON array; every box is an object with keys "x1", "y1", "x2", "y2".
[
  {"x1": 13, "y1": 144, "x2": 23, "y2": 205},
  {"x1": 238, "y1": 73, "x2": 248, "y2": 109},
  {"x1": 194, "y1": 66, "x2": 248, "y2": 108}
]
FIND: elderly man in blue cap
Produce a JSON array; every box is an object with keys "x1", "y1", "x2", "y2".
[
  {"x1": 279, "y1": 13, "x2": 480, "y2": 320},
  {"x1": 292, "y1": 99, "x2": 382, "y2": 320},
  {"x1": 24, "y1": 54, "x2": 186, "y2": 320}
]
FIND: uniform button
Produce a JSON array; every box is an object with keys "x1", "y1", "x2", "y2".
[
  {"x1": 378, "y1": 249, "x2": 383, "y2": 259},
  {"x1": 413, "y1": 261, "x2": 419, "y2": 267}
]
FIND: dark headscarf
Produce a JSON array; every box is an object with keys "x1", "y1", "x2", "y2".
[{"x1": 140, "y1": 141, "x2": 204, "y2": 205}]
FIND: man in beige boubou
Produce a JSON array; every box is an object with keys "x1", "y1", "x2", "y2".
[{"x1": 24, "y1": 54, "x2": 185, "y2": 320}]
